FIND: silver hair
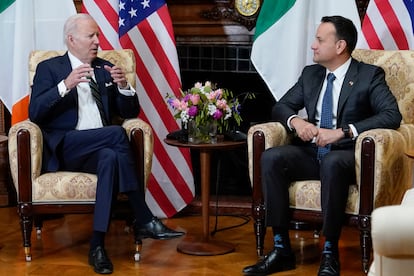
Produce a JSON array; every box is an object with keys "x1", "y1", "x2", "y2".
[{"x1": 63, "y1": 13, "x2": 95, "y2": 46}]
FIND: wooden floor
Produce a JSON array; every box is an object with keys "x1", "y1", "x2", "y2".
[{"x1": 0, "y1": 206, "x2": 367, "y2": 275}]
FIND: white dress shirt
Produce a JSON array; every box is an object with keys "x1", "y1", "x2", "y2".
[
  {"x1": 288, "y1": 58, "x2": 357, "y2": 138},
  {"x1": 57, "y1": 51, "x2": 135, "y2": 130}
]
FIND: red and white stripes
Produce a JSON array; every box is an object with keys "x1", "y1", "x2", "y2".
[
  {"x1": 358, "y1": 0, "x2": 414, "y2": 50},
  {"x1": 82, "y1": 0, "x2": 194, "y2": 218}
]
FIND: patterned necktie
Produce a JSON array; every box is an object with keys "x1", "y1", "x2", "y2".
[
  {"x1": 88, "y1": 76, "x2": 108, "y2": 126},
  {"x1": 317, "y1": 73, "x2": 336, "y2": 161}
]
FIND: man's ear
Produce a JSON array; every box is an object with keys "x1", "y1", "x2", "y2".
[
  {"x1": 67, "y1": 35, "x2": 74, "y2": 45},
  {"x1": 336, "y1": 40, "x2": 347, "y2": 54}
]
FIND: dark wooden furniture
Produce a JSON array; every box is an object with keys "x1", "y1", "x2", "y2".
[
  {"x1": 165, "y1": 138, "x2": 245, "y2": 255},
  {"x1": 0, "y1": 135, "x2": 9, "y2": 206},
  {"x1": 9, "y1": 119, "x2": 152, "y2": 261}
]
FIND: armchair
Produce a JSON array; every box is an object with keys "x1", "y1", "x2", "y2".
[
  {"x1": 368, "y1": 188, "x2": 414, "y2": 276},
  {"x1": 247, "y1": 49, "x2": 414, "y2": 273},
  {"x1": 8, "y1": 49, "x2": 154, "y2": 262}
]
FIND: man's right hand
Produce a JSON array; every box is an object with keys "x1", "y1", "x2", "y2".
[
  {"x1": 291, "y1": 117, "x2": 318, "y2": 142},
  {"x1": 63, "y1": 63, "x2": 94, "y2": 90}
]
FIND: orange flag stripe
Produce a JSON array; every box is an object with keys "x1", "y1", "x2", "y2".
[{"x1": 11, "y1": 95, "x2": 29, "y2": 125}]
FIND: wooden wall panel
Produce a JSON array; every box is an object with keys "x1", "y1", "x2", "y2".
[{"x1": 74, "y1": 0, "x2": 370, "y2": 45}]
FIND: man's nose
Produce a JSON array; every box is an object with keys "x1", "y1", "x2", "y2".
[{"x1": 93, "y1": 35, "x2": 99, "y2": 44}]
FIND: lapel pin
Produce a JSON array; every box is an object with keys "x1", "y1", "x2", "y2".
[{"x1": 349, "y1": 81, "x2": 354, "y2": 86}]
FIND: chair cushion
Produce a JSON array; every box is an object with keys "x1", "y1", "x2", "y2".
[
  {"x1": 33, "y1": 172, "x2": 97, "y2": 202},
  {"x1": 289, "y1": 180, "x2": 359, "y2": 214}
]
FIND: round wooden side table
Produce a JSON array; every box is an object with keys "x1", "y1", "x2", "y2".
[{"x1": 164, "y1": 138, "x2": 246, "y2": 256}]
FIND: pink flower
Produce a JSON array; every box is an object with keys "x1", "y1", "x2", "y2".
[
  {"x1": 169, "y1": 98, "x2": 181, "y2": 109},
  {"x1": 216, "y1": 99, "x2": 228, "y2": 109},
  {"x1": 190, "y1": 94, "x2": 200, "y2": 105},
  {"x1": 215, "y1": 88, "x2": 223, "y2": 99},
  {"x1": 194, "y1": 82, "x2": 203, "y2": 89},
  {"x1": 178, "y1": 100, "x2": 188, "y2": 111}
]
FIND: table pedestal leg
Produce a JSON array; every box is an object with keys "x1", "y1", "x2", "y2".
[{"x1": 177, "y1": 149, "x2": 235, "y2": 256}]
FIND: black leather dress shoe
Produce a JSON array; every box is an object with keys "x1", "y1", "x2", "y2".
[
  {"x1": 242, "y1": 248, "x2": 296, "y2": 276},
  {"x1": 317, "y1": 253, "x2": 340, "y2": 276},
  {"x1": 134, "y1": 217, "x2": 185, "y2": 240},
  {"x1": 88, "y1": 246, "x2": 113, "y2": 274}
]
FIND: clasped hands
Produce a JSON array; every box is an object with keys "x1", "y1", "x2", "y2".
[
  {"x1": 64, "y1": 63, "x2": 128, "y2": 90},
  {"x1": 291, "y1": 117, "x2": 343, "y2": 147}
]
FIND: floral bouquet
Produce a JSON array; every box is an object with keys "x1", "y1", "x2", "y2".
[{"x1": 166, "y1": 81, "x2": 243, "y2": 143}]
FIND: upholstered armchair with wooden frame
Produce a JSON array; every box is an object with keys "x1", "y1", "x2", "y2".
[
  {"x1": 8, "y1": 49, "x2": 154, "y2": 262},
  {"x1": 247, "y1": 49, "x2": 414, "y2": 273}
]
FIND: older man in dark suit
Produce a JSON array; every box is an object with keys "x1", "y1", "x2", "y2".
[
  {"x1": 29, "y1": 13, "x2": 184, "y2": 275},
  {"x1": 243, "y1": 16, "x2": 401, "y2": 276}
]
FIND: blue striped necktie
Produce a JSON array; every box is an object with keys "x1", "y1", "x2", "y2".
[{"x1": 317, "y1": 73, "x2": 336, "y2": 161}]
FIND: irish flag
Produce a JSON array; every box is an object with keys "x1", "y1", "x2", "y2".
[
  {"x1": 251, "y1": 0, "x2": 361, "y2": 100},
  {"x1": 0, "y1": 0, "x2": 76, "y2": 125}
]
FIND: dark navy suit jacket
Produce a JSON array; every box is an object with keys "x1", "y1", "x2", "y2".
[
  {"x1": 29, "y1": 52, "x2": 140, "y2": 172},
  {"x1": 273, "y1": 58, "x2": 402, "y2": 147}
]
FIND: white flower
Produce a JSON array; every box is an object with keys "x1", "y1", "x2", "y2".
[
  {"x1": 208, "y1": 104, "x2": 217, "y2": 116},
  {"x1": 224, "y1": 107, "x2": 232, "y2": 120},
  {"x1": 180, "y1": 110, "x2": 189, "y2": 123}
]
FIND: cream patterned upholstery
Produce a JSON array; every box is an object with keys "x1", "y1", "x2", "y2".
[
  {"x1": 8, "y1": 118, "x2": 153, "y2": 203},
  {"x1": 368, "y1": 188, "x2": 414, "y2": 276},
  {"x1": 8, "y1": 49, "x2": 153, "y2": 261},
  {"x1": 28, "y1": 50, "x2": 137, "y2": 87},
  {"x1": 247, "y1": 49, "x2": 414, "y2": 273}
]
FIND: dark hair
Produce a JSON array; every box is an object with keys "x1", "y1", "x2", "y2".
[{"x1": 321, "y1": 15, "x2": 358, "y2": 54}]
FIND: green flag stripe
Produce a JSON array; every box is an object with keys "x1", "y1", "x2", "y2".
[
  {"x1": 254, "y1": 0, "x2": 296, "y2": 40},
  {"x1": 0, "y1": 0, "x2": 15, "y2": 13}
]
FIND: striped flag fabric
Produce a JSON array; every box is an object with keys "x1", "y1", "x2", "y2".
[
  {"x1": 0, "y1": 0, "x2": 76, "y2": 124},
  {"x1": 82, "y1": 0, "x2": 195, "y2": 218},
  {"x1": 357, "y1": 0, "x2": 414, "y2": 50},
  {"x1": 251, "y1": 0, "x2": 361, "y2": 100}
]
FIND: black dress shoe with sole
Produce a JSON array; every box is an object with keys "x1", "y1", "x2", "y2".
[
  {"x1": 88, "y1": 246, "x2": 113, "y2": 274},
  {"x1": 242, "y1": 247, "x2": 296, "y2": 276},
  {"x1": 134, "y1": 217, "x2": 185, "y2": 240},
  {"x1": 317, "y1": 253, "x2": 340, "y2": 276}
]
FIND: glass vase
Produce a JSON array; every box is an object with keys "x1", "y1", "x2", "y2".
[{"x1": 187, "y1": 120, "x2": 217, "y2": 144}]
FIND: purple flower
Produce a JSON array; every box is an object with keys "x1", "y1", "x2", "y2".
[
  {"x1": 188, "y1": 106, "x2": 198, "y2": 117},
  {"x1": 183, "y1": 94, "x2": 191, "y2": 102},
  {"x1": 232, "y1": 103, "x2": 241, "y2": 114},
  {"x1": 213, "y1": 110, "x2": 223, "y2": 119}
]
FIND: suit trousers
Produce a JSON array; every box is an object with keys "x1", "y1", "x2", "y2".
[
  {"x1": 59, "y1": 125, "x2": 143, "y2": 232},
  {"x1": 261, "y1": 143, "x2": 355, "y2": 239}
]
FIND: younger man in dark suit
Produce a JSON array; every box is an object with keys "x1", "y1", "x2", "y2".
[{"x1": 243, "y1": 15, "x2": 401, "y2": 276}]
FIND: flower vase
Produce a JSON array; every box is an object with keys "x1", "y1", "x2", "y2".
[{"x1": 188, "y1": 120, "x2": 217, "y2": 144}]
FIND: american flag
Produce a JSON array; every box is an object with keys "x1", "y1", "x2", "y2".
[
  {"x1": 82, "y1": 0, "x2": 195, "y2": 218},
  {"x1": 357, "y1": 0, "x2": 414, "y2": 50}
]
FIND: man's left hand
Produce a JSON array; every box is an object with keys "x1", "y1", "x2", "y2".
[
  {"x1": 104, "y1": 65, "x2": 128, "y2": 88},
  {"x1": 315, "y1": 128, "x2": 343, "y2": 147}
]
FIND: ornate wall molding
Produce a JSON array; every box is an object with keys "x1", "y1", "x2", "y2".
[{"x1": 199, "y1": 1, "x2": 259, "y2": 31}]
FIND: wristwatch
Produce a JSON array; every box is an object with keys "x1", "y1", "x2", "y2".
[{"x1": 342, "y1": 125, "x2": 352, "y2": 138}]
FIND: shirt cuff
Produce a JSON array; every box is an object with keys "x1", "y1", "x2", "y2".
[
  {"x1": 349, "y1": 124, "x2": 358, "y2": 139},
  {"x1": 118, "y1": 83, "x2": 136, "y2": 96},
  {"x1": 287, "y1": 114, "x2": 300, "y2": 131},
  {"x1": 57, "y1": 80, "x2": 70, "y2": 97}
]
